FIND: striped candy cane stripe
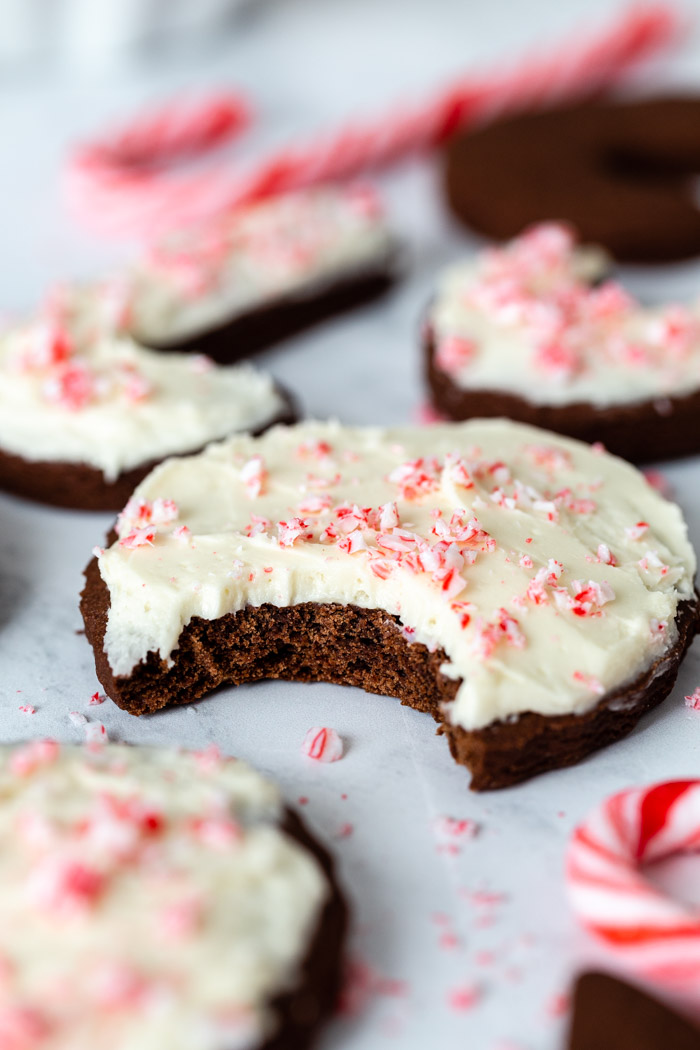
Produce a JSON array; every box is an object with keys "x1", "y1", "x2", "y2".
[
  {"x1": 64, "y1": 3, "x2": 681, "y2": 239},
  {"x1": 567, "y1": 780, "x2": 700, "y2": 983}
]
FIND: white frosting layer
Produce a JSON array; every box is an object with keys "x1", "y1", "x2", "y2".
[
  {"x1": 128, "y1": 185, "x2": 395, "y2": 346},
  {"x1": 0, "y1": 314, "x2": 285, "y2": 482},
  {"x1": 97, "y1": 419, "x2": 696, "y2": 732},
  {"x1": 429, "y1": 223, "x2": 700, "y2": 408},
  {"x1": 0, "y1": 742, "x2": 328, "y2": 1050}
]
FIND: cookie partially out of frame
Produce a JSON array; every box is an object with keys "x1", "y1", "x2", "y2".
[
  {"x1": 444, "y1": 96, "x2": 700, "y2": 263},
  {"x1": 424, "y1": 223, "x2": 700, "y2": 463},
  {"x1": 127, "y1": 184, "x2": 400, "y2": 361},
  {"x1": 0, "y1": 740, "x2": 346, "y2": 1050},
  {"x1": 81, "y1": 420, "x2": 698, "y2": 790},
  {"x1": 0, "y1": 303, "x2": 296, "y2": 510}
]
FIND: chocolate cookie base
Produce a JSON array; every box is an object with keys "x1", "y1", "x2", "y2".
[
  {"x1": 425, "y1": 325, "x2": 700, "y2": 464},
  {"x1": 265, "y1": 808, "x2": 347, "y2": 1050},
  {"x1": 80, "y1": 558, "x2": 699, "y2": 790},
  {"x1": 136, "y1": 259, "x2": 399, "y2": 363},
  {"x1": 0, "y1": 387, "x2": 297, "y2": 511},
  {"x1": 443, "y1": 96, "x2": 700, "y2": 263}
]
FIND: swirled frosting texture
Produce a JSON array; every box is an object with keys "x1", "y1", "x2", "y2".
[
  {"x1": 429, "y1": 223, "x2": 700, "y2": 407},
  {"x1": 0, "y1": 742, "x2": 327, "y2": 1050},
  {"x1": 97, "y1": 419, "x2": 696, "y2": 731}
]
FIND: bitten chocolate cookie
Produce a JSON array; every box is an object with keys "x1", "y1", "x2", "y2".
[
  {"x1": 0, "y1": 298, "x2": 295, "y2": 510},
  {"x1": 126, "y1": 184, "x2": 400, "y2": 360},
  {"x1": 81, "y1": 420, "x2": 698, "y2": 791},
  {"x1": 0, "y1": 740, "x2": 346, "y2": 1050},
  {"x1": 424, "y1": 223, "x2": 700, "y2": 463},
  {"x1": 568, "y1": 972, "x2": 700, "y2": 1050},
  {"x1": 445, "y1": 96, "x2": 700, "y2": 263}
]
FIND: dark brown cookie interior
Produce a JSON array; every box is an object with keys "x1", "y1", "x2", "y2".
[{"x1": 80, "y1": 553, "x2": 699, "y2": 790}]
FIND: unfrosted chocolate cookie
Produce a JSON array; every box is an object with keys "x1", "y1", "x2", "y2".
[
  {"x1": 568, "y1": 972, "x2": 700, "y2": 1050},
  {"x1": 445, "y1": 96, "x2": 700, "y2": 263}
]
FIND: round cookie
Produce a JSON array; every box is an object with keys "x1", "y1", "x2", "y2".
[
  {"x1": 444, "y1": 96, "x2": 700, "y2": 263},
  {"x1": 81, "y1": 419, "x2": 698, "y2": 790},
  {"x1": 127, "y1": 185, "x2": 400, "y2": 360},
  {"x1": 424, "y1": 223, "x2": 700, "y2": 463},
  {"x1": 0, "y1": 296, "x2": 295, "y2": 510},
  {"x1": 0, "y1": 740, "x2": 346, "y2": 1050}
]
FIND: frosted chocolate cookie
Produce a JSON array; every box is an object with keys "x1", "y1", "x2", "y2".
[
  {"x1": 0, "y1": 740, "x2": 346, "y2": 1050},
  {"x1": 126, "y1": 185, "x2": 399, "y2": 360},
  {"x1": 425, "y1": 223, "x2": 700, "y2": 463},
  {"x1": 0, "y1": 298, "x2": 294, "y2": 510},
  {"x1": 81, "y1": 419, "x2": 698, "y2": 790},
  {"x1": 444, "y1": 96, "x2": 700, "y2": 263}
]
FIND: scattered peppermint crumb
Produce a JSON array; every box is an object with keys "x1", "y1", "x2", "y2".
[
  {"x1": 336, "y1": 822, "x2": 354, "y2": 839},
  {"x1": 546, "y1": 993, "x2": 570, "y2": 1018},
  {"x1": 447, "y1": 982, "x2": 482, "y2": 1012},
  {"x1": 68, "y1": 711, "x2": 88, "y2": 728},
  {"x1": 89, "y1": 691, "x2": 105, "y2": 706},
  {"x1": 685, "y1": 688, "x2": 700, "y2": 710},
  {"x1": 18, "y1": 704, "x2": 35, "y2": 715},
  {"x1": 85, "y1": 722, "x2": 108, "y2": 745},
  {"x1": 434, "y1": 815, "x2": 479, "y2": 854},
  {"x1": 301, "y1": 726, "x2": 343, "y2": 762}
]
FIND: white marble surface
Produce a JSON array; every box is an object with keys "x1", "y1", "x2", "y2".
[{"x1": 2, "y1": 1, "x2": 700, "y2": 1047}]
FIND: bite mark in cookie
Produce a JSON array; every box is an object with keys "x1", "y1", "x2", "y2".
[
  {"x1": 0, "y1": 741, "x2": 346, "y2": 1050},
  {"x1": 425, "y1": 223, "x2": 700, "y2": 462},
  {"x1": 81, "y1": 420, "x2": 698, "y2": 789}
]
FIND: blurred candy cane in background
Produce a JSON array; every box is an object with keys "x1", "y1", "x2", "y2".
[{"x1": 65, "y1": 3, "x2": 683, "y2": 240}]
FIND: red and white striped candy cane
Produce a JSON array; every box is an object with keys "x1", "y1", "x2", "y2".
[
  {"x1": 567, "y1": 780, "x2": 700, "y2": 984},
  {"x1": 65, "y1": 3, "x2": 681, "y2": 239}
]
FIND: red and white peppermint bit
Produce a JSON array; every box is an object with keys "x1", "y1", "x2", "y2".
[
  {"x1": 447, "y1": 982, "x2": 482, "y2": 1012},
  {"x1": 89, "y1": 692, "x2": 106, "y2": 706},
  {"x1": 567, "y1": 780, "x2": 700, "y2": 983},
  {"x1": 684, "y1": 688, "x2": 700, "y2": 711},
  {"x1": 117, "y1": 497, "x2": 179, "y2": 539},
  {"x1": 301, "y1": 727, "x2": 343, "y2": 763},
  {"x1": 65, "y1": 6, "x2": 678, "y2": 237},
  {"x1": 240, "y1": 455, "x2": 267, "y2": 499},
  {"x1": 118, "y1": 526, "x2": 156, "y2": 550},
  {"x1": 18, "y1": 705, "x2": 36, "y2": 715}
]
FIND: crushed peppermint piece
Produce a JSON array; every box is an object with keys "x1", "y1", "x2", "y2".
[
  {"x1": 447, "y1": 982, "x2": 482, "y2": 1012},
  {"x1": 684, "y1": 688, "x2": 700, "y2": 710},
  {"x1": 18, "y1": 704, "x2": 36, "y2": 715},
  {"x1": 301, "y1": 727, "x2": 343, "y2": 763}
]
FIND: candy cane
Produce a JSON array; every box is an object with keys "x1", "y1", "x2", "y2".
[
  {"x1": 566, "y1": 780, "x2": 700, "y2": 984},
  {"x1": 65, "y1": 3, "x2": 681, "y2": 238}
]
